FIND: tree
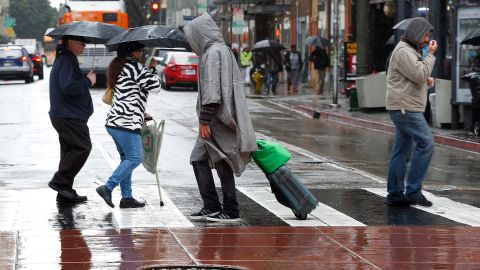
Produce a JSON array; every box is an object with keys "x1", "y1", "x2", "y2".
[
  {"x1": 125, "y1": 0, "x2": 151, "y2": 27},
  {"x1": 10, "y1": 0, "x2": 57, "y2": 40}
]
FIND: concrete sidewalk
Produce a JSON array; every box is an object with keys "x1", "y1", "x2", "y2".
[{"x1": 247, "y1": 81, "x2": 480, "y2": 153}]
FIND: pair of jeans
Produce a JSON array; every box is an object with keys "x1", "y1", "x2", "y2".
[
  {"x1": 192, "y1": 159, "x2": 238, "y2": 217},
  {"x1": 265, "y1": 71, "x2": 279, "y2": 95},
  {"x1": 51, "y1": 118, "x2": 92, "y2": 189},
  {"x1": 387, "y1": 111, "x2": 434, "y2": 200},
  {"x1": 106, "y1": 127, "x2": 143, "y2": 198}
]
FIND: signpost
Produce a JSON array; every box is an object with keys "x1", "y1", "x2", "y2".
[
  {"x1": 4, "y1": 17, "x2": 15, "y2": 28},
  {"x1": 232, "y1": 7, "x2": 245, "y2": 35}
]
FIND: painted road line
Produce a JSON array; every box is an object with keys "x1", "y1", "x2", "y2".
[
  {"x1": 364, "y1": 188, "x2": 480, "y2": 226},
  {"x1": 93, "y1": 141, "x2": 193, "y2": 228},
  {"x1": 238, "y1": 186, "x2": 366, "y2": 227}
]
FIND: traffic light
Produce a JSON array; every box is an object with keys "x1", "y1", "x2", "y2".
[{"x1": 151, "y1": 1, "x2": 159, "y2": 12}]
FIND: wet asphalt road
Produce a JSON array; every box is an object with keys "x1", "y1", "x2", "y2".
[{"x1": 0, "y1": 67, "x2": 479, "y2": 231}]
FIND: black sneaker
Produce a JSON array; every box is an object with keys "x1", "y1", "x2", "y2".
[
  {"x1": 56, "y1": 190, "x2": 88, "y2": 204},
  {"x1": 385, "y1": 197, "x2": 411, "y2": 207},
  {"x1": 48, "y1": 181, "x2": 76, "y2": 201},
  {"x1": 190, "y1": 208, "x2": 220, "y2": 221},
  {"x1": 96, "y1": 185, "x2": 114, "y2": 208},
  {"x1": 406, "y1": 194, "x2": 433, "y2": 207},
  {"x1": 205, "y1": 212, "x2": 240, "y2": 223},
  {"x1": 119, "y1": 198, "x2": 146, "y2": 208}
]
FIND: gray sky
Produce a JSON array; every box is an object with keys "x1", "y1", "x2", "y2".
[{"x1": 49, "y1": 0, "x2": 64, "y2": 10}]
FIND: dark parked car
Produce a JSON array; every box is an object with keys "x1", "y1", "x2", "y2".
[
  {"x1": 0, "y1": 45, "x2": 34, "y2": 83},
  {"x1": 158, "y1": 51, "x2": 198, "y2": 90},
  {"x1": 27, "y1": 51, "x2": 44, "y2": 80}
]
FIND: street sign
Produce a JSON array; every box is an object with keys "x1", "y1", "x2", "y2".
[
  {"x1": 197, "y1": 0, "x2": 207, "y2": 15},
  {"x1": 232, "y1": 8, "x2": 245, "y2": 35},
  {"x1": 5, "y1": 27, "x2": 15, "y2": 38},
  {"x1": 347, "y1": 42, "x2": 357, "y2": 54},
  {"x1": 4, "y1": 17, "x2": 15, "y2": 28}
]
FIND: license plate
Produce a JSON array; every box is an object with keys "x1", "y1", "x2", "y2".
[
  {"x1": 185, "y1": 69, "x2": 195, "y2": 75},
  {"x1": 3, "y1": 62, "x2": 13, "y2": 67}
]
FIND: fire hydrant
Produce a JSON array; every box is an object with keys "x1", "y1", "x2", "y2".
[{"x1": 252, "y1": 71, "x2": 264, "y2": 95}]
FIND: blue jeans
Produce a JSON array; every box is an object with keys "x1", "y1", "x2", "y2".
[
  {"x1": 387, "y1": 111, "x2": 434, "y2": 200},
  {"x1": 106, "y1": 127, "x2": 143, "y2": 198},
  {"x1": 265, "y1": 71, "x2": 279, "y2": 94}
]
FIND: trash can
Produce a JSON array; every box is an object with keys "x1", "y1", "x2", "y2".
[{"x1": 461, "y1": 71, "x2": 480, "y2": 135}]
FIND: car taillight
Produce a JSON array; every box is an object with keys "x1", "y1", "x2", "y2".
[
  {"x1": 32, "y1": 56, "x2": 41, "y2": 62},
  {"x1": 20, "y1": 56, "x2": 28, "y2": 62},
  {"x1": 168, "y1": 64, "x2": 177, "y2": 71}
]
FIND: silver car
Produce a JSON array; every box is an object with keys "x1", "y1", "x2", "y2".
[{"x1": 0, "y1": 45, "x2": 34, "y2": 84}]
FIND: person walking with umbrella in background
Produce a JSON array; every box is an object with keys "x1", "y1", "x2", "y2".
[
  {"x1": 385, "y1": 17, "x2": 437, "y2": 207},
  {"x1": 48, "y1": 35, "x2": 97, "y2": 204},
  {"x1": 309, "y1": 45, "x2": 330, "y2": 95},
  {"x1": 183, "y1": 13, "x2": 257, "y2": 222},
  {"x1": 96, "y1": 41, "x2": 160, "y2": 209},
  {"x1": 284, "y1": 44, "x2": 303, "y2": 95}
]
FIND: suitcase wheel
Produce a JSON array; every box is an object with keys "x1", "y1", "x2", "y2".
[{"x1": 293, "y1": 210, "x2": 308, "y2": 220}]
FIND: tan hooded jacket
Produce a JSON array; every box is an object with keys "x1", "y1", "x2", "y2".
[{"x1": 386, "y1": 17, "x2": 436, "y2": 112}]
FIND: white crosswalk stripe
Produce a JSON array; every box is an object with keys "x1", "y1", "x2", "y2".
[
  {"x1": 365, "y1": 188, "x2": 480, "y2": 226},
  {"x1": 238, "y1": 186, "x2": 366, "y2": 226}
]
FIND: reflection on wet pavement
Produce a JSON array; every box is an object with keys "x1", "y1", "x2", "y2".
[{"x1": 3, "y1": 226, "x2": 480, "y2": 269}]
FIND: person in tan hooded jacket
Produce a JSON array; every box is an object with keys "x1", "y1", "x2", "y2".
[
  {"x1": 385, "y1": 17, "x2": 437, "y2": 207},
  {"x1": 183, "y1": 13, "x2": 257, "y2": 222}
]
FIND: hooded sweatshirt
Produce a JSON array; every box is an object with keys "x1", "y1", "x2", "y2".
[
  {"x1": 386, "y1": 17, "x2": 436, "y2": 112},
  {"x1": 184, "y1": 13, "x2": 257, "y2": 176}
]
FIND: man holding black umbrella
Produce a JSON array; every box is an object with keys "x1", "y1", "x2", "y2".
[{"x1": 48, "y1": 35, "x2": 96, "y2": 204}]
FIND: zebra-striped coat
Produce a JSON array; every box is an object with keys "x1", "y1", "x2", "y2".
[{"x1": 105, "y1": 60, "x2": 160, "y2": 133}]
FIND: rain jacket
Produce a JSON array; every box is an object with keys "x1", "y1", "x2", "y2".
[
  {"x1": 184, "y1": 13, "x2": 257, "y2": 176},
  {"x1": 49, "y1": 46, "x2": 93, "y2": 122},
  {"x1": 386, "y1": 17, "x2": 435, "y2": 112}
]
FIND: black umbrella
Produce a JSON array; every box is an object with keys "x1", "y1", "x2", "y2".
[
  {"x1": 252, "y1": 39, "x2": 286, "y2": 52},
  {"x1": 392, "y1": 17, "x2": 416, "y2": 30},
  {"x1": 46, "y1": 21, "x2": 125, "y2": 44},
  {"x1": 105, "y1": 25, "x2": 190, "y2": 51},
  {"x1": 461, "y1": 29, "x2": 480, "y2": 46},
  {"x1": 305, "y1": 36, "x2": 329, "y2": 48}
]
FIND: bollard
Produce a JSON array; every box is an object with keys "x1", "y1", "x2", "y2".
[{"x1": 348, "y1": 88, "x2": 360, "y2": 112}]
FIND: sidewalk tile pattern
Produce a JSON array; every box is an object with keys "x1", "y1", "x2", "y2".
[{"x1": 2, "y1": 226, "x2": 479, "y2": 269}]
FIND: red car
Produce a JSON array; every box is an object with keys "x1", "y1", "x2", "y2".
[{"x1": 159, "y1": 51, "x2": 198, "y2": 90}]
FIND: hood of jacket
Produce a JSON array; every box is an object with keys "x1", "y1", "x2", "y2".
[
  {"x1": 183, "y1": 13, "x2": 224, "y2": 56},
  {"x1": 403, "y1": 17, "x2": 433, "y2": 49}
]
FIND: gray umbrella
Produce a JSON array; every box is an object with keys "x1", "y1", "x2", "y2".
[
  {"x1": 251, "y1": 39, "x2": 286, "y2": 52},
  {"x1": 105, "y1": 25, "x2": 190, "y2": 51},
  {"x1": 46, "y1": 21, "x2": 125, "y2": 44},
  {"x1": 392, "y1": 17, "x2": 416, "y2": 30},
  {"x1": 461, "y1": 29, "x2": 480, "y2": 46},
  {"x1": 305, "y1": 36, "x2": 329, "y2": 48}
]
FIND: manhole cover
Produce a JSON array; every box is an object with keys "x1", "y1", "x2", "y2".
[{"x1": 140, "y1": 265, "x2": 248, "y2": 270}]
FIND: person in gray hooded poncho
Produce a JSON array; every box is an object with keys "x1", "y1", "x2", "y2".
[
  {"x1": 184, "y1": 13, "x2": 257, "y2": 222},
  {"x1": 385, "y1": 17, "x2": 437, "y2": 207}
]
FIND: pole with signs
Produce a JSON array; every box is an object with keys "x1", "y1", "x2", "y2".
[{"x1": 331, "y1": 0, "x2": 340, "y2": 106}]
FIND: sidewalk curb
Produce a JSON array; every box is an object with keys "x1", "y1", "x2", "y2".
[{"x1": 288, "y1": 103, "x2": 480, "y2": 153}]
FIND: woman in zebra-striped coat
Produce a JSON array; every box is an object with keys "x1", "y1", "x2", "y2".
[{"x1": 96, "y1": 41, "x2": 160, "y2": 209}]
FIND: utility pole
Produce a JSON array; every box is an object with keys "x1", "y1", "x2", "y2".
[
  {"x1": 331, "y1": 0, "x2": 340, "y2": 106},
  {"x1": 356, "y1": 0, "x2": 369, "y2": 76}
]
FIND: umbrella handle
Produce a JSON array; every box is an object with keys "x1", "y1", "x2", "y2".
[{"x1": 91, "y1": 44, "x2": 96, "y2": 70}]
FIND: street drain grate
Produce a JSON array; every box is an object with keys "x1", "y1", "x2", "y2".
[{"x1": 140, "y1": 265, "x2": 248, "y2": 270}]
